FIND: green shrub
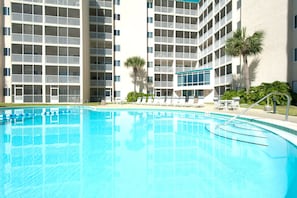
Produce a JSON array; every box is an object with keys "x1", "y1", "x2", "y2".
[
  {"x1": 126, "y1": 92, "x2": 152, "y2": 102},
  {"x1": 222, "y1": 81, "x2": 292, "y2": 105}
]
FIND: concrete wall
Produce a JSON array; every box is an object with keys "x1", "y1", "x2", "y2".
[
  {"x1": 241, "y1": 0, "x2": 289, "y2": 86},
  {"x1": 114, "y1": 0, "x2": 148, "y2": 99}
]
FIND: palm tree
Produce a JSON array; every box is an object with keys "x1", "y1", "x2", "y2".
[
  {"x1": 124, "y1": 56, "x2": 146, "y2": 92},
  {"x1": 225, "y1": 27, "x2": 264, "y2": 93}
]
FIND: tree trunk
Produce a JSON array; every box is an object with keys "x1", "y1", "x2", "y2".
[
  {"x1": 133, "y1": 68, "x2": 137, "y2": 92},
  {"x1": 243, "y1": 55, "x2": 250, "y2": 93}
]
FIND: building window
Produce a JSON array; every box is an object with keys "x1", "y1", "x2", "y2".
[
  {"x1": 3, "y1": 27, "x2": 10, "y2": 35},
  {"x1": 114, "y1": 76, "x2": 120, "y2": 82},
  {"x1": 114, "y1": 14, "x2": 120, "y2": 20},
  {"x1": 114, "y1": 60, "x2": 121, "y2": 66},
  {"x1": 293, "y1": 81, "x2": 297, "y2": 93},
  {"x1": 295, "y1": 15, "x2": 297, "y2": 28},
  {"x1": 294, "y1": 48, "x2": 297, "y2": 62},
  {"x1": 4, "y1": 88, "x2": 10, "y2": 96},
  {"x1": 114, "y1": 45, "x2": 120, "y2": 52},
  {"x1": 147, "y1": 32, "x2": 153, "y2": 38},
  {"x1": 114, "y1": 0, "x2": 120, "y2": 5},
  {"x1": 147, "y1": 76, "x2": 153, "y2": 83},
  {"x1": 114, "y1": 91, "x2": 121, "y2": 97},
  {"x1": 4, "y1": 48, "x2": 10, "y2": 56},
  {"x1": 147, "y1": 61, "x2": 153, "y2": 68},
  {"x1": 3, "y1": 7, "x2": 10, "y2": 15},
  {"x1": 114, "y1": 30, "x2": 120, "y2": 36},
  {"x1": 147, "y1": 2, "x2": 153, "y2": 8},
  {"x1": 4, "y1": 68, "x2": 10, "y2": 76},
  {"x1": 147, "y1": 17, "x2": 153, "y2": 23},
  {"x1": 147, "y1": 47, "x2": 153, "y2": 53}
]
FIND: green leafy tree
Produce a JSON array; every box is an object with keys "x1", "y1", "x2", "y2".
[
  {"x1": 125, "y1": 56, "x2": 145, "y2": 92},
  {"x1": 225, "y1": 27, "x2": 264, "y2": 93}
]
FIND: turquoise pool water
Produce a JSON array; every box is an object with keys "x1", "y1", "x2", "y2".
[{"x1": 0, "y1": 106, "x2": 297, "y2": 198}]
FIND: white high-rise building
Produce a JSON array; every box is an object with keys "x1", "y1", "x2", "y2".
[{"x1": 1, "y1": 0, "x2": 296, "y2": 104}]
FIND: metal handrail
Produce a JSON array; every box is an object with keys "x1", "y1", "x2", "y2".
[{"x1": 222, "y1": 92, "x2": 291, "y2": 126}]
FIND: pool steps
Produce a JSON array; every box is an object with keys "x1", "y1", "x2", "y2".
[{"x1": 205, "y1": 124, "x2": 268, "y2": 146}]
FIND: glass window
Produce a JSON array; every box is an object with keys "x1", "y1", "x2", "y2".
[
  {"x1": 3, "y1": 27, "x2": 10, "y2": 35},
  {"x1": 4, "y1": 48, "x2": 11, "y2": 56},
  {"x1": 23, "y1": 4, "x2": 32, "y2": 14},
  {"x1": 147, "y1": 2, "x2": 153, "y2": 8},
  {"x1": 114, "y1": 14, "x2": 120, "y2": 20},
  {"x1": 59, "y1": 8, "x2": 67, "y2": 17},
  {"x1": 295, "y1": 15, "x2": 297, "y2": 28},
  {"x1": 34, "y1": 5, "x2": 42, "y2": 15},
  {"x1": 147, "y1": 32, "x2": 153, "y2": 38},
  {"x1": 69, "y1": 47, "x2": 80, "y2": 56},
  {"x1": 114, "y1": 91, "x2": 121, "y2": 97},
  {"x1": 114, "y1": 76, "x2": 120, "y2": 82},
  {"x1": 34, "y1": 45, "x2": 42, "y2": 55},
  {"x1": 68, "y1": 28, "x2": 80, "y2": 37},
  {"x1": 68, "y1": 8, "x2": 80, "y2": 18},
  {"x1": 4, "y1": 88, "x2": 10, "y2": 96},
  {"x1": 147, "y1": 76, "x2": 153, "y2": 83},
  {"x1": 45, "y1": 6, "x2": 57, "y2": 16},
  {"x1": 114, "y1": 60, "x2": 120, "y2": 66},
  {"x1": 12, "y1": 44, "x2": 22, "y2": 54},
  {"x1": 147, "y1": 47, "x2": 153, "y2": 53},
  {"x1": 12, "y1": 3, "x2": 22, "y2": 13},
  {"x1": 34, "y1": 25, "x2": 42, "y2": 35},
  {"x1": 24, "y1": 45, "x2": 33, "y2": 54},
  {"x1": 12, "y1": 23, "x2": 22, "y2": 33},
  {"x1": 114, "y1": 45, "x2": 120, "y2": 52},
  {"x1": 114, "y1": 30, "x2": 120, "y2": 36},
  {"x1": 115, "y1": 0, "x2": 120, "y2": 5},
  {"x1": 294, "y1": 48, "x2": 297, "y2": 62},
  {"x1": 147, "y1": 62, "x2": 153, "y2": 68},
  {"x1": 147, "y1": 17, "x2": 153, "y2": 23},
  {"x1": 4, "y1": 68, "x2": 10, "y2": 76},
  {"x1": 3, "y1": 7, "x2": 10, "y2": 15}
]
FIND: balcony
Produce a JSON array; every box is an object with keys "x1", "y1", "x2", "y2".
[
  {"x1": 154, "y1": 21, "x2": 174, "y2": 29},
  {"x1": 90, "y1": 64, "x2": 112, "y2": 71},
  {"x1": 90, "y1": 32, "x2": 112, "y2": 40},
  {"x1": 154, "y1": 66, "x2": 173, "y2": 73},
  {"x1": 215, "y1": 74, "x2": 233, "y2": 85},
  {"x1": 12, "y1": 55, "x2": 42, "y2": 63},
  {"x1": 45, "y1": 16, "x2": 80, "y2": 26},
  {"x1": 155, "y1": 6, "x2": 174, "y2": 13},
  {"x1": 12, "y1": 33, "x2": 42, "y2": 43},
  {"x1": 154, "y1": 36, "x2": 174, "y2": 43},
  {"x1": 46, "y1": 56, "x2": 80, "y2": 64},
  {"x1": 45, "y1": 36, "x2": 80, "y2": 45},
  {"x1": 12, "y1": 74, "x2": 42, "y2": 83},
  {"x1": 12, "y1": 13, "x2": 42, "y2": 23},
  {"x1": 90, "y1": 80, "x2": 112, "y2": 87},
  {"x1": 46, "y1": 75, "x2": 80, "y2": 83},
  {"x1": 89, "y1": 16, "x2": 112, "y2": 24},
  {"x1": 154, "y1": 81, "x2": 174, "y2": 88},
  {"x1": 90, "y1": 48, "x2": 112, "y2": 56},
  {"x1": 89, "y1": 0, "x2": 112, "y2": 8},
  {"x1": 154, "y1": 52, "x2": 174, "y2": 58}
]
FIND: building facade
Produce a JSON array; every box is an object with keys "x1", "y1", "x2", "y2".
[{"x1": 1, "y1": 0, "x2": 297, "y2": 104}]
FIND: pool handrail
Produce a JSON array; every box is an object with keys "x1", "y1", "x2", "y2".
[{"x1": 222, "y1": 92, "x2": 291, "y2": 125}]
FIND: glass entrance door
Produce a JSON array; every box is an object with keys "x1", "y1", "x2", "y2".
[
  {"x1": 50, "y1": 86, "x2": 59, "y2": 103},
  {"x1": 14, "y1": 86, "x2": 23, "y2": 103}
]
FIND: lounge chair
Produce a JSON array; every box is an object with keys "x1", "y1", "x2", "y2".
[
  {"x1": 193, "y1": 96, "x2": 205, "y2": 107},
  {"x1": 228, "y1": 97, "x2": 240, "y2": 110}
]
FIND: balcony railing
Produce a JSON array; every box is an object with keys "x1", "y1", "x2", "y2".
[
  {"x1": 46, "y1": 56, "x2": 80, "y2": 64},
  {"x1": 154, "y1": 66, "x2": 173, "y2": 73},
  {"x1": 12, "y1": 55, "x2": 42, "y2": 63},
  {"x1": 154, "y1": 52, "x2": 174, "y2": 58},
  {"x1": 89, "y1": 16, "x2": 112, "y2": 24},
  {"x1": 46, "y1": 75, "x2": 80, "y2": 83},
  {"x1": 90, "y1": 80, "x2": 112, "y2": 86},
  {"x1": 90, "y1": 64, "x2": 112, "y2": 71},
  {"x1": 154, "y1": 81, "x2": 174, "y2": 87},
  {"x1": 12, "y1": 74, "x2": 42, "y2": 83},
  {"x1": 45, "y1": 16, "x2": 80, "y2": 26}
]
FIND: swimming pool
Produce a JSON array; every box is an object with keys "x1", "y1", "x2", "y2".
[{"x1": 0, "y1": 106, "x2": 297, "y2": 198}]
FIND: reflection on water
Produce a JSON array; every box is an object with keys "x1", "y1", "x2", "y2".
[{"x1": 0, "y1": 107, "x2": 297, "y2": 198}]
